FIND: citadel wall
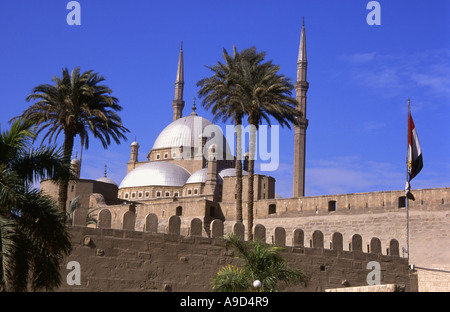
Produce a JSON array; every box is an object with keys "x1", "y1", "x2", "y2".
[
  {"x1": 89, "y1": 187, "x2": 450, "y2": 291},
  {"x1": 58, "y1": 212, "x2": 416, "y2": 292}
]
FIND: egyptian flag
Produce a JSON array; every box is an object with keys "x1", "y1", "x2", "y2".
[{"x1": 407, "y1": 108, "x2": 423, "y2": 182}]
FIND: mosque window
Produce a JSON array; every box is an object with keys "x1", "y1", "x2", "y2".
[
  {"x1": 176, "y1": 206, "x2": 182, "y2": 216},
  {"x1": 145, "y1": 191, "x2": 150, "y2": 198},
  {"x1": 156, "y1": 154, "x2": 160, "y2": 160},
  {"x1": 131, "y1": 192, "x2": 136, "y2": 198},
  {"x1": 174, "y1": 192, "x2": 179, "y2": 197},
  {"x1": 268, "y1": 204, "x2": 276, "y2": 214},
  {"x1": 398, "y1": 196, "x2": 406, "y2": 208},
  {"x1": 164, "y1": 153, "x2": 168, "y2": 159},
  {"x1": 194, "y1": 188, "x2": 198, "y2": 195},
  {"x1": 124, "y1": 193, "x2": 129, "y2": 199},
  {"x1": 188, "y1": 189, "x2": 192, "y2": 195},
  {"x1": 156, "y1": 191, "x2": 161, "y2": 197},
  {"x1": 165, "y1": 191, "x2": 170, "y2": 197},
  {"x1": 328, "y1": 200, "x2": 337, "y2": 212}
]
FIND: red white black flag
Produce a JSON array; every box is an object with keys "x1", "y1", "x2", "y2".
[{"x1": 407, "y1": 103, "x2": 423, "y2": 182}]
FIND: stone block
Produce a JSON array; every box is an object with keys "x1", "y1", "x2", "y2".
[
  {"x1": 189, "y1": 218, "x2": 203, "y2": 236},
  {"x1": 123, "y1": 211, "x2": 136, "y2": 230},
  {"x1": 98, "y1": 209, "x2": 112, "y2": 228},
  {"x1": 145, "y1": 213, "x2": 158, "y2": 233},
  {"x1": 211, "y1": 219, "x2": 224, "y2": 238},
  {"x1": 273, "y1": 227, "x2": 286, "y2": 246},
  {"x1": 168, "y1": 215, "x2": 181, "y2": 235}
]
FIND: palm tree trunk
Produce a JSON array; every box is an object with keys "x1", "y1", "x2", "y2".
[
  {"x1": 235, "y1": 117, "x2": 243, "y2": 224},
  {"x1": 57, "y1": 132, "x2": 74, "y2": 213},
  {"x1": 247, "y1": 123, "x2": 257, "y2": 241}
]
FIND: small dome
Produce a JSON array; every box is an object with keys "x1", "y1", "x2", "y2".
[
  {"x1": 186, "y1": 168, "x2": 223, "y2": 184},
  {"x1": 219, "y1": 168, "x2": 248, "y2": 179},
  {"x1": 96, "y1": 177, "x2": 118, "y2": 186},
  {"x1": 131, "y1": 140, "x2": 139, "y2": 147},
  {"x1": 119, "y1": 161, "x2": 191, "y2": 188},
  {"x1": 71, "y1": 158, "x2": 80, "y2": 165},
  {"x1": 185, "y1": 168, "x2": 208, "y2": 184}
]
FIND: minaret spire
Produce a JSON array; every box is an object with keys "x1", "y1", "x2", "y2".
[
  {"x1": 297, "y1": 17, "x2": 307, "y2": 68},
  {"x1": 293, "y1": 19, "x2": 309, "y2": 198},
  {"x1": 172, "y1": 42, "x2": 185, "y2": 121}
]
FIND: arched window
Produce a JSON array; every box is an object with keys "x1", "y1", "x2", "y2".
[{"x1": 176, "y1": 206, "x2": 182, "y2": 216}]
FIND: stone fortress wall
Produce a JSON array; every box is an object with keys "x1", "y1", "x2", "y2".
[
  {"x1": 86, "y1": 187, "x2": 450, "y2": 291},
  {"x1": 58, "y1": 211, "x2": 417, "y2": 292}
]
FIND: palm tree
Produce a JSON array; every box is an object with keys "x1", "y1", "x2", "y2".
[
  {"x1": 12, "y1": 67, "x2": 129, "y2": 212},
  {"x1": 240, "y1": 49, "x2": 300, "y2": 241},
  {"x1": 197, "y1": 46, "x2": 266, "y2": 224},
  {"x1": 0, "y1": 119, "x2": 72, "y2": 291},
  {"x1": 211, "y1": 234, "x2": 308, "y2": 292},
  {"x1": 198, "y1": 46, "x2": 301, "y2": 240}
]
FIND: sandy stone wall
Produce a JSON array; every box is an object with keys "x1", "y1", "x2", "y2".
[{"x1": 57, "y1": 214, "x2": 416, "y2": 292}]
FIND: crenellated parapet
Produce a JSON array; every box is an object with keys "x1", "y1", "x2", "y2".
[
  {"x1": 73, "y1": 209, "x2": 403, "y2": 257},
  {"x1": 63, "y1": 208, "x2": 417, "y2": 292}
]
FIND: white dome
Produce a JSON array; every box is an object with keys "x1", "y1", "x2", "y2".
[
  {"x1": 151, "y1": 115, "x2": 233, "y2": 159},
  {"x1": 185, "y1": 168, "x2": 223, "y2": 184},
  {"x1": 219, "y1": 168, "x2": 248, "y2": 179},
  {"x1": 119, "y1": 161, "x2": 191, "y2": 188},
  {"x1": 185, "y1": 168, "x2": 208, "y2": 184}
]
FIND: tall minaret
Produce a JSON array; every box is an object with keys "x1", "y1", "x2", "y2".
[
  {"x1": 293, "y1": 18, "x2": 309, "y2": 197},
  {"x1": 172, "y1": 42, "x2": 185, "y2": 121}
]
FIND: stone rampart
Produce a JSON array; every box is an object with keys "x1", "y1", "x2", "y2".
[
  {"x1": 57, "y1": 210, "x2": 417, "y2": 292},
  {"x1": 221, "y1": 187, "x2": 450, "y2": 219}
]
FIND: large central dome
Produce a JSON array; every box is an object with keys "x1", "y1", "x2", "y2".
[{"x1": 151, "y1": 114, "x2": 233, "y2": 158}]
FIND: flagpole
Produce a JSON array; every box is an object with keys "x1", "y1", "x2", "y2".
[{"x1": 406, "y1": 98, "x2": 410, "y2": 261}]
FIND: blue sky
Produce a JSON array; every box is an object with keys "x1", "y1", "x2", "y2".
[{"x1": 0, "y1": 0, "x2": 449, "y2": 198}]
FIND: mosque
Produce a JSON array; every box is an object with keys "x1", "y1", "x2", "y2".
[
  {"x1": 40, "y1": 19, "x2": 305, "y2": 227},
  {"x1": 39, "y1": 21, "x2": 450, "y2": 292}
]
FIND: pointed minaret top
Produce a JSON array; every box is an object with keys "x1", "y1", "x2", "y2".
[
  {"x1": 175, "y1": 42, "x2": 184, "y2": 86},
  {"x1": 298, "y1": 18, "x2": 307, "y2": 63},
  {"x1": 173, "y1": 42, "x2": 185, "y2": 121}
]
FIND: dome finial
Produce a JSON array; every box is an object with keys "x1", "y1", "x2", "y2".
[
  {"x1": 190, "y1": 98, "x2": 198, "y2": 116},
  {"x1": 104, "y1": 164, "x2": 107, "y2": 178}
]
